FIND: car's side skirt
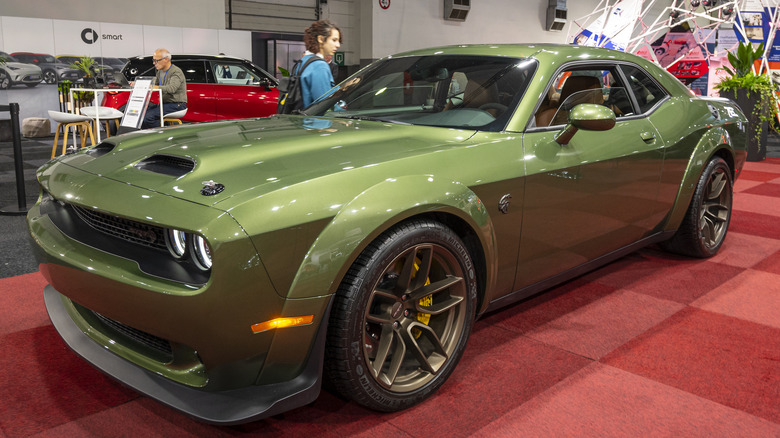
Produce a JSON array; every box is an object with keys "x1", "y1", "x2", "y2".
[{"x1": 482, "y1": 230, "x2": 676, "y2": 314}]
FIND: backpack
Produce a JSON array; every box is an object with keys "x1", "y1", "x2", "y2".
[{"x1": 276, "y1": 56, "x2": 327, "y2": 114}]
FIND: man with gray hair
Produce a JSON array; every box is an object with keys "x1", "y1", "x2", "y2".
[{"x1": 141, "y1": 48, "x2": 187, "y2": 128}]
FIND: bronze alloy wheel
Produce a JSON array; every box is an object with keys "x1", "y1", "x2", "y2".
[
  {"x1": 326, "y1": 220, "x2": 477, "y2": 411},
  {"x1": 699, "y1": 159, "x2": 732, "y2": 251},
  {"x1": 662, "y1": 156, "x2": 733, "y2": 258}
]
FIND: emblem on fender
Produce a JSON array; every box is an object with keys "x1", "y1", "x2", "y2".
[
  {"x1": 498, "y1": 194, "x2": 512, "y2": 214},
  {"x1": 201, "y1": 180, "x2": 225, "y2": 196}
]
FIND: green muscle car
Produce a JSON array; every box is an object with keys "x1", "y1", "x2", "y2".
[{"x1": 27, "y1": 44, "x2": 747, "y2": 424}]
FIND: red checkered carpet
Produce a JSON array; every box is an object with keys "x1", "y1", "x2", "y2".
[{"x1": 1, "y1": 159, "x2": 778, "y2": 437}]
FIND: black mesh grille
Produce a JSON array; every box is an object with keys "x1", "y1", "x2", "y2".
[
  {"x1": 71, "y1": 205, "x2": 167, "y2": 251},
  {"x1": 94, "y1": 312, "x2": 173, "y2": 359},
  {"x1": 135, "y1": 154, "x2": 196, "y2": 177}
]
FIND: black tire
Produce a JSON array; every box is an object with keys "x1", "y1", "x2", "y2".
[
  {"x1": 0, "y1": 72, "x2": 9, "y2": 90},
  {"x1": 43, "y1": 70, "x2": 57, "y2": 84},
  {"x1": 325, "y1": 219, "x2": 477, "y2": 412},
  {"x1": 661, "y1": 156, "x2": 733, "y2": 258}
]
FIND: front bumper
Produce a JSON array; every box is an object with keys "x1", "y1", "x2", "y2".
[
  {"x1": 44, "y1": 284, "x2": 328, "y2": 424},
  {"x1": 12, "y1": 71, "x2": 42, "y2": 84}
]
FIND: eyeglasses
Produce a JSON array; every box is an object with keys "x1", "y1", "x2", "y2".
[{"x1": 152, "y1": 58, "x2": 166, "y2": 63}]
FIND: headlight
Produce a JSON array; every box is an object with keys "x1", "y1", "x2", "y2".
[
  {"x1": 165, "y1": 228, "x2": 188, "y2": 258},
  {"x1": 164, "y1": 228, "x2": 211, "y2": 270},
  {"x1": 191, "y1": 235, "x2": 212, "y2": 270}
]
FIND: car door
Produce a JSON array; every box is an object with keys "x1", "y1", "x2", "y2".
[
  {"x1": 209, "y1": 61, "x2": 279, "y2": 119},
  {"x1": 515, "y1": 63, "x2": 667, "y2": 289},
  {"x1": 175, "y1": 59, "x2": 216, "y2": 122}
]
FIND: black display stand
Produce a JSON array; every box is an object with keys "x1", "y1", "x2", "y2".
[{"x1": 0, "y1": 103, "x2": 29, "y2": 216}]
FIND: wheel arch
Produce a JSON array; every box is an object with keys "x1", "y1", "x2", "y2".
[
  {"x1": 662, "y1": 126, "x2": 737, "y2": 233},
  {"x1": 284, "y1": 175, "x2": 498, "y2": 311}
]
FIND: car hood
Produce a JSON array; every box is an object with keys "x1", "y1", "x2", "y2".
[
  {"x1": 52, "y1": 116, "x2": 475, "y2": 208},
  {"x1": 4, "y1": 61, "x2": 41, "y2": 72}
]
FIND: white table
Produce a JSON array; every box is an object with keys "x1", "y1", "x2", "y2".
[{"x1": 68, "y1": 87, "x2": 164, "y2": 142}]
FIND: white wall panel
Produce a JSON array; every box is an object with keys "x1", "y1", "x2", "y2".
[
  {"x1": 141, "y1": 25, "x2": 185, "y2": 57},
  {"x1": 368, "y1": 0, "x2": 609, "y2": 59},
  {"x1": 97, "y1": 23, "x2": 146, "y2": 58},
  {"x1": 1, "y1": 16, "x2": 55, "y2": 54},
  {"x1": 182, "y1": 28, "x2": 221, "y2": 56},
  {"x1": 218, "y1": 29, "x2": 252, "y2": 59}
]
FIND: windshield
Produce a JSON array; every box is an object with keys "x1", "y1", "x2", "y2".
[{"x1": 305, "y1": 55, "x2": 537, "y2": 131}]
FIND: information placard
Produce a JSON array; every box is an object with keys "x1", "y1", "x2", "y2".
[{"x1": 120, "y1": 76, "x2": 155, "y2": 130}]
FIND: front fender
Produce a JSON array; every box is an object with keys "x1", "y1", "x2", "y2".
[
  {"x1": 662, "y1": 125, "x2": 739, "y2": 232},
  {"x1": 285, "y1": 174, "x2": 498, "y2": 301}
]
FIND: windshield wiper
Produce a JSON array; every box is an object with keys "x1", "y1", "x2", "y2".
[{"x1": 331, "y1": 114, "x2": 410, "y2": 124}]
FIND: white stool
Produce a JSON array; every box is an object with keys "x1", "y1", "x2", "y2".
[
  {"x1": 48, "y1": 110, "x2": 96, "y2": 159},
  {"x1": 163, "y1": 108, "x2": 188, "y2": 125},
  {"x1": 80, "y1": 106, "x2": 124, "y2": 139}
]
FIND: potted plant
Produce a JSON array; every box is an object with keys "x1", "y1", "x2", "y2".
[
  {"x1": 69, "y1": 56, "x2": 98, "y2": 89},
  {"x1": 0, "y1": 53, "x2": 9, "y2": 90},
  {"x1": 715, "y1": 41, "x2": 778, "y2": 162}
]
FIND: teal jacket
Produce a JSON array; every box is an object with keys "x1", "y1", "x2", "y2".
[{"x1": 297, "y1": 54, "x2": 333, "y2": 107}]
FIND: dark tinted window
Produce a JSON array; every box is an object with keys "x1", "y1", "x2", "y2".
[
  {"x1": 176, "y1": 60, "x2": 208, "y2": 84},
  {"x1": 621, "y1": 65, "x2": 668, "y2": 114},
  {"x1": 534, "y1": 67, "x2": 635, "y2": 128}
]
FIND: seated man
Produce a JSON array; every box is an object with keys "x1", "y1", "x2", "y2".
[{"x1": 141, "y1": 48, "x2": 187, "y2": 129}]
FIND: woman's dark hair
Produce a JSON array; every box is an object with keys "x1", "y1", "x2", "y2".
[{"x1": 304, "y1": 20, "x2": 342, "y2": 54}]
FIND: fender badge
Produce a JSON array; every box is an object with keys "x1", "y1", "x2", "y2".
[
  {"x1": 498, "y1": 194, "x2": 511, "y2": 214},
  {"x1": 201, "y1": 180, "x2": 225, "y2": 196}
]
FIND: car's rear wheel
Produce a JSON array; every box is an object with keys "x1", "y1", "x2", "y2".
[
  {"x1": 325, "y1": 219, "x2": 477, "y2": 411},
  {"x1": 0, "y1": 73, "x2": 8, "y2": 90},
  {"x1": 661, "y1": 156, "x2": 733, "y2": 258}
]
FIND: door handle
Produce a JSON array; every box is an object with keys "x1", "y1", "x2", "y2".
[{"x1": 640, "y1": 131, "x2": 656, "y2": 143}]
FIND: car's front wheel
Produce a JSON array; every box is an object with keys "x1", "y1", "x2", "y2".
[
  {"x1": 43, "y1": 70, "x2": 57, "y2": 84},
  {"x1": 0, "y1": 72, "x2": 8, "y2": 90},
  {"x1": 662, "y1": 156, "x2": 733, "y2": 257},
  {"x1": 325, "y1": 219, "x2": 477, "y2": 412}
]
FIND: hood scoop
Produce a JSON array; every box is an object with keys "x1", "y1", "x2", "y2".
[
  {"x1": 134, "y1": 154, "x2": 196, "y2": 177},
  {"x1": 86, "y1": 142, "x2": 116, "y2": 158}
]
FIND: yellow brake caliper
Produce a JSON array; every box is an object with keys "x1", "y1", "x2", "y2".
[{"x1": 413, "y1": 258, "x2": 432, "y2": 338}]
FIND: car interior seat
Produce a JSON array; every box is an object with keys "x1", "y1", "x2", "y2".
[{"x1": 536, "y1": 75, "x2": 602, "y2": 127}]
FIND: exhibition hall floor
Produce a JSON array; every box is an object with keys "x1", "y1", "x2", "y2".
[{"x1": 0, "y1": 136, "x2": 778, "y2": 436}]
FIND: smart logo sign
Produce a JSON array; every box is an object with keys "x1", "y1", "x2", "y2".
[
  {"x1": 81, "y1": 28, "x2": 99, "y2": 44},
  {"x1": 81, "y1": 27, "x2": 124, "y2": 44}
]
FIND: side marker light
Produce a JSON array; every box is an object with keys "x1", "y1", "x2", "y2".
[{"x1": 251, "y1": 315, "x2": 315, "y2": 334}]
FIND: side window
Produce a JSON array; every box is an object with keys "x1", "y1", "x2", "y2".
[
  {"x1": 175, "y1": 60, "x2": 208, "y2": 84},
  {"x1": 621, "y1": 65, "x2": 669, "y2": 114},
  {"x1": 534, "y1": 67, "x2": 634, "y2": 128},
  {"x1": 211, "y1": 62, "x2": 265, "y2": 86}
]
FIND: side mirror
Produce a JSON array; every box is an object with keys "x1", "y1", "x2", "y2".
[{"x1": 555, "y1": 103, "x2": 616, "y2": 145}]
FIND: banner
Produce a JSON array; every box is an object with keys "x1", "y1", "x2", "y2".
[{"x1": 572, "y1": 0, "x2": 643, "y2": 51}]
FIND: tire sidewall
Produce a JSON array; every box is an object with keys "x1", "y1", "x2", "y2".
[
  {"x1": 691, "y1": 157, "x2": 732, "y2": 256},
  {"x1": 335, "y1": 221, "x2": 477, "y2": 411}
]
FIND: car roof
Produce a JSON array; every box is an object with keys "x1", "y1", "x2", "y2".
[
  {"x1": 10, "y1": 52, "x2": 53, "y2": 56},
  {"x1": 127, "y1": 54, "x2": 251, "y2": 63}
]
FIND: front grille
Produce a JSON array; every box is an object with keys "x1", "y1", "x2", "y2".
[
  {"x1": 94, "y1": 312, "x2": 173, "y2": 360},
  {"x1": 71, "y1": 205, "x2": 167, "y2": 251}
]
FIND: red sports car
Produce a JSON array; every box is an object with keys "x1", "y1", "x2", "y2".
[{"x1": 102, "y1": 54, "x2": 279, "y2": 123}]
